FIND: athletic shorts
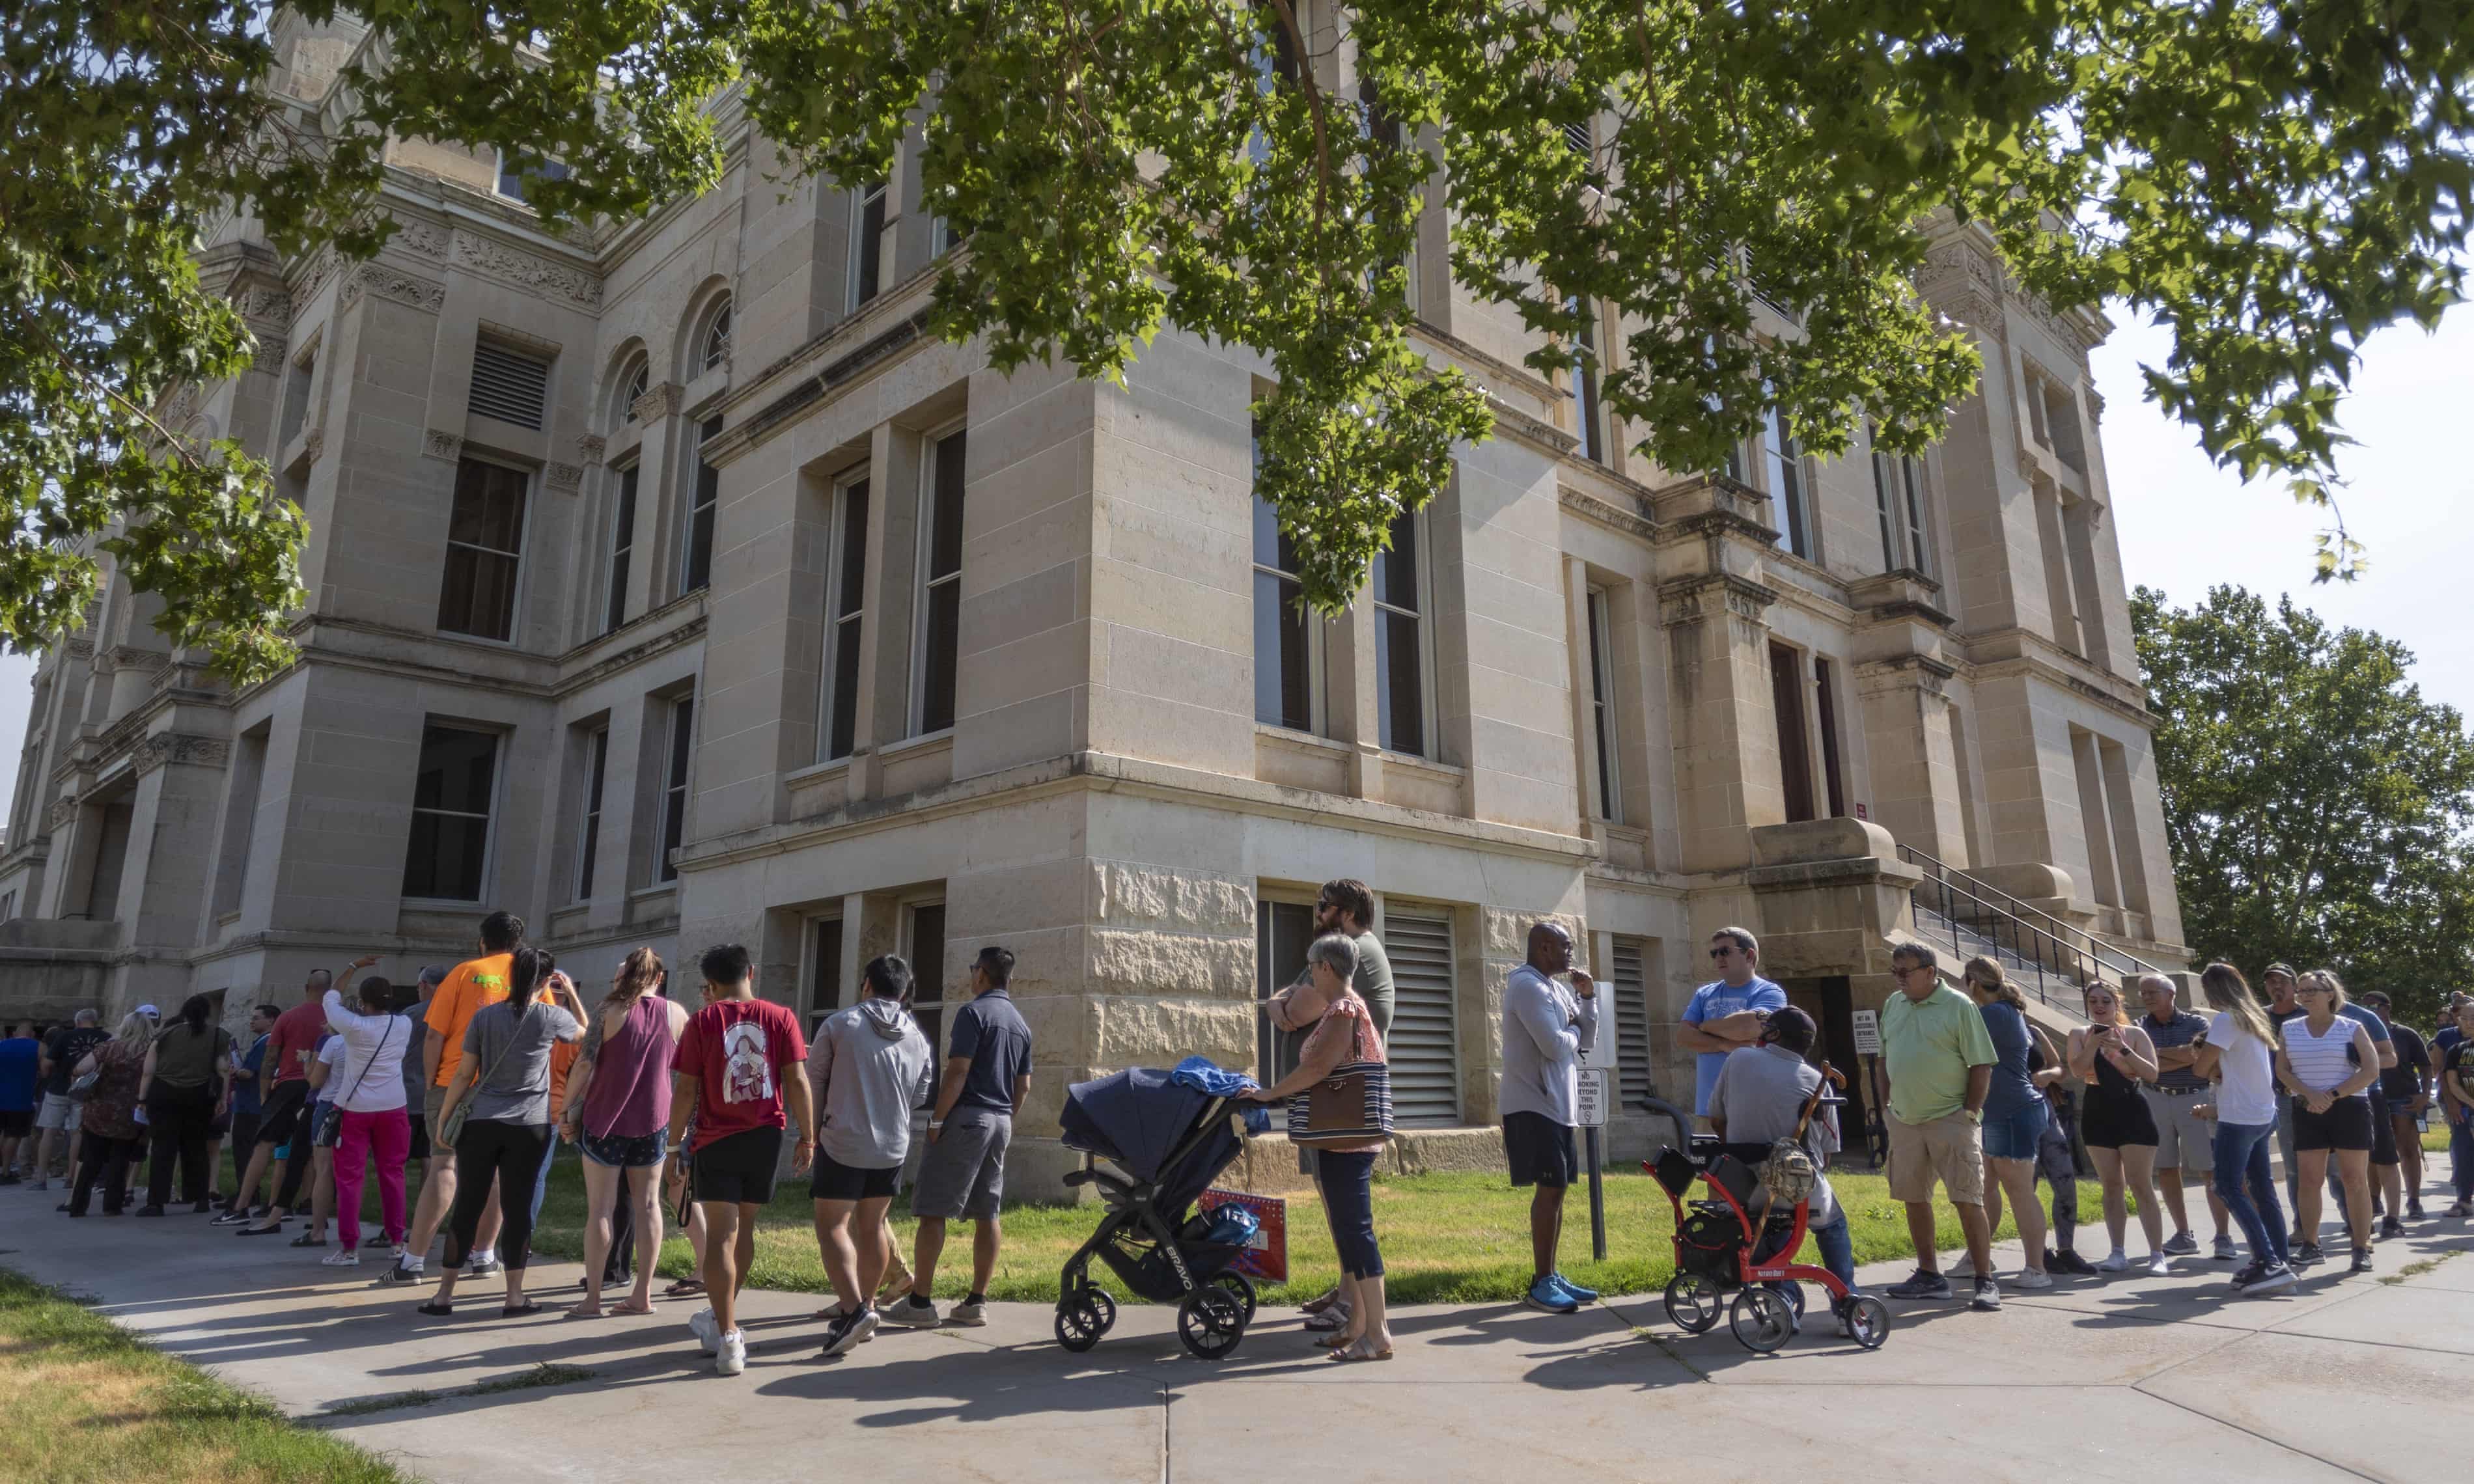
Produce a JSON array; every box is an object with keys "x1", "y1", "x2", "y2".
[
  {"x1": 691, "y1": 1127, "x2": 784, "y2": 1207},
  {"x1": 253, "y1": 1081, "x2": 310, "y2": 1147},
  {"x1": 1889, "y1": 1110, "x2": 1986, "y2": 1205},
  {"x1": 912, "y1": 1108, "x2": 1011, "y2": 1220},
  {"x1": 2365, "y1": 1087, "x2": 2400, "y2": 1166},
  {"x1": 809, "y1": 1150, "x2": 900, "y2": 1203},
  {"x1": 581, "y1": 1127, "x2": 667, "y2": 1170},
  {"x1": 2294, "y1": 1095, "x2": 2374, "y2": 1152},
  {"x1": 0, "y1": 1109, "x2": 31, "y2": 1139},
  {"x1": 406, "y1": 1114, "x2": 432, "y2": 1161},
  {"x1": 35, "y1": 1093, "x2": 82, "y2": 1133},
  {"x1": 1502, "y1": 1110, "x2": 1577, "y2": 1189}
]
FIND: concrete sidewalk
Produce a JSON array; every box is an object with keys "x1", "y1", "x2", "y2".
[{"x1": 3, "y1": 1189, "x2": 2467, "y2": 1483}]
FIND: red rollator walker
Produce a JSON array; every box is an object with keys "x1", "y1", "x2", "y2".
[{"x1": 1642, "y1": 1066, "x2": 1891, "y2": 1353}]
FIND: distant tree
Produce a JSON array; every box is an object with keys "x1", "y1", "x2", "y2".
[
  {"x1": 11, "y1": 3, "x2": 2474, "y2": 681},
  {"x1": 2132, "y1": 584, "x2": 2474, "y2": 1025}
]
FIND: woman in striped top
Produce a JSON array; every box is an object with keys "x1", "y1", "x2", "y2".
[{"x1": 2274, "y1": 970, "x2": 2380, "y2": 1274}]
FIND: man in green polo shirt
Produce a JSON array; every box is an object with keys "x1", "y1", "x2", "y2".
[{"x1": 1879, "y1": 942, "x2": 2001, "y2": 1311}]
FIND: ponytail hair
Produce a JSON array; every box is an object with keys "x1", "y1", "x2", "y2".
[
  {"x1": 177, "y1": 993, "x2": 213, "y2": 1035},
  {"x1": 1964, "y1": 955, "x2": 2027, "y2": 1013},
  {"x1": 508, "y1": 946, "x2": 551, "y2": 1005},
  {"x1": 600, "y1": 946, "x2": 665, "y2": 1017}
]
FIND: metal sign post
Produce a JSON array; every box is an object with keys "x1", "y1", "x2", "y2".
[{"x1": 1576, "y1": 1066, "x2": 1610, "y2": 1260}]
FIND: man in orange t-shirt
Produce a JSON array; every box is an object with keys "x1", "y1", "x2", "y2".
[{"x1": 380, "y1": 910, "x2": 523, "y2": 1286}]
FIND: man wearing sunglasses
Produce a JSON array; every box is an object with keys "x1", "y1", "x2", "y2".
[{"x1": 1677, "y1": 928, "x2": 1785, "y2": 1131}]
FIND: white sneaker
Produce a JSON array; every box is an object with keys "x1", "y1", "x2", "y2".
[
  {"x1": 2096, "y1": 1250, "x2": 2130, "y2": 1272},
  {"x1": 319, "y1": 1250, "x2": 360, "y2": 1268},
  {"x1": 2147, "y1": 1253, "x2": 2173, "y2": 1276},
  {"x1": 715, "y1": 1328, "x2": 745, "y2": 1376},
  {"x1": 1947, "y1": 1256, "x2": 1975, "y2": 1278},
  {"x1": 2011, "y1": 1267, "x2": 2053, "y2": 1289},
  {"x1": 688, "y1": 1306, "x2": 719, "y2": 1354}
]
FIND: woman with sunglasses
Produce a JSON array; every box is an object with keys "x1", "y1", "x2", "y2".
[
  {"x1": 2276, "y1": 970, "x2": 2380, "y2": 1273},
  {"x1": 2068, "y1": 980, "x2": 2169, "y2": 1274}
]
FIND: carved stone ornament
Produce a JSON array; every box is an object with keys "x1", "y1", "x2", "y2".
[
  {"x1": 292, "y1": 247, "x2": 340, "y2": 304},
  {"x1": 235, "y1": 285, "x2": 293, "y2": 331},
  {"x1": 63, "y1": 636, "x2": 94, "y2": 661},
  {"x1": 576, "y1": 433, "x2": 607, "y2": 467},
  {"x1": 450, "y1": 229, "x2": 602, "y2": 309},
  {"x1": 342, "y1": 262, "x2": 447, "y2": 314},
  {"x1": 302, "y1": 427, "x2": 326, "y2": 464},
  {"x1": 630, "y1": 382, "x2": 681, "y2": 423},
  {"x1": 251, "y1": 334, "x2": 288, "y2": 373},
  {"x1": 423, "y1": 429, "x2": 464, "y2": 463},
  {"x1": 392, "y1": 217, "x2": 452, "y2": 261},
  {"x1": 133, "y1": 733, "x2": 230, "y2": 775},
  {"x1": 546, "y1": 462, "x2": 583, "y2": 493},
  {"x1": 46, "y1": 795, "x2": 78, "y2": 831}
]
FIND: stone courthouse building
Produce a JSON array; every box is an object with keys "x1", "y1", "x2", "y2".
[{"x1": 0, "y1": 12, "x2": 2184, "y2": 1191}]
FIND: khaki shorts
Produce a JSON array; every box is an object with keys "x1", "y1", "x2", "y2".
[
  {"x1": 2141, "y1": 1088, "x2": 2215, "y2": 1175},
  {"x1": 423, "y1": 1085, "x2": 447, "y2": 1143},
  {"x1": 1889, "y1": 1110, "x2": 1986, "y2": 1205}
]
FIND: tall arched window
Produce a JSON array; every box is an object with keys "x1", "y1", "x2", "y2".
[
  {"x1": 700, "y1": 299, "x2": 732, "y2": 373},
  {"x1": 620, "y1": 356, "x2": 650, "y2": 424}
]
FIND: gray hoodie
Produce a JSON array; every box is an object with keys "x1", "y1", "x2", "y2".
[{"x1": 811, "y1": 996, "x2": 934, "y2": 1169}]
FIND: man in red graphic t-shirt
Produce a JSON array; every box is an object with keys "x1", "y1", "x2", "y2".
[
  {"x1": 669, "y1": 942, "x2": 811, "y2": 1376},
  {"x1": 232, "y1": 968, "x2": 342, "y2": 1235}
]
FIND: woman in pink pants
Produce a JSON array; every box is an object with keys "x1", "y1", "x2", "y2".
[{"x1": 321, "y1": 961, "x2": 413, "y2": 1266}]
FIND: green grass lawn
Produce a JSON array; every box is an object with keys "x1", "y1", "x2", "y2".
[
  {"x1": 518, "y1": 1157, "x2": 2111, "y2": 1307},
  {"x1": 0, "y1": 1270, "x2": 410, "y2": 1483}
]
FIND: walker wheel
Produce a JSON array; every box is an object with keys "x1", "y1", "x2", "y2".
[
  {"x1": 1176, "y1": 1285, "x2": 1246, "y2": 1360},
  {"x1": 1841, "y1": 1295, "x2": 1891, "y2": 1351},
  {"x1": 1663, "y1": 1273, "x2": 1723, "y2": 1334},
  {"x1": 1210, "y1": 1271, "x2": 1256, "y2": 1326},
  {"x1": 1729, "y1": 1288, "x2": 1796, "y2": 1353},
  {"x1": 1054, "y1": 1292, "x2": 1105, "y2": 1353}
]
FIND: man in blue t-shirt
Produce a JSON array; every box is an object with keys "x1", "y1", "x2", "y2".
[
  {"x1": 0, "y1": 1023, "x2": 41, "y2": 1181},
  {"x1": 214, "y1": 1005, "x2": 279, "y2": 1221},
  {"x1": 1677, "y1": 926, "x2": 1786, "y2": 1126}
]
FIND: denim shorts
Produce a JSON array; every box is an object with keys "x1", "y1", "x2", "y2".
[
  {"x1": 579, "y1": 1127, "x2": 669, "y2": 1170},
  {"x1": 1981, "y1": 1099, "x2": 2050, "y2": 1162}
]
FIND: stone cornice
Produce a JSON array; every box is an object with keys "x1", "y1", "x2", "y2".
[
  {"x1": 1656, "y1": 570, "x2": 1780, "y2": 629},
  {"x1": 1556, "y1": 485, "x2": 1656, "y2": 542},
  {"x1": 339, "y1": 261, "x2": 446, "y2": 315},
  {"x1": 133, "y1": 732, "x2": 229, "y2": 775}
]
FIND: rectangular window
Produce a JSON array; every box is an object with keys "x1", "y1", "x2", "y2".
[
  {"x1": 681, "y1": 415, "x2": 721, "y2": 595},
  {"x1": 1870, "y1": 428, "x2": 1933, "y2": 577},
  {"x1": 1768, "y1": 643, "x2": 1816, "y2": 824},
  {"x1": 822, "y1": 475, "x2": 870, "y2": 761},
  {"x1": 1253, "y1": 898, "x2": 1318, "y2": 1081},
  {"x1": 1372, "y1": 512, "x2": 1427, "y2": 757},
  {"x1": 1251, "y1": 431, "x2": 1319, "y2": 732},
  {"x1": 575, "y1": 726, "x2": 608, "y2": 901},
  {"x1": 495, "y1": 152, "x2": 568, "y2": 203},
  {"x1": 914, "y1": 430, "x2": 966, "y2": 735},
  {"x1": 281, "y1": 350, "x2": 314, "y2": 450},
  {"x1": 1814, "y1": 657, "x2": 1847, "y2": 819},
  {"x1": 1762, "y1": 405, "x2": 1809, "y2": 559},
  {"x1": 438, "y1": 458, "x2": 528, "y2": 641},
  {"x1": 908, "y1": 901, "x2": 948, "y2": 1055},
  {"x1": 1870, "y1": 431, "x2": 1903, "y2": 571},
  {"x1": 657, "y1": 696, "x2": 693, "y2": 885},
  {"x1": 849, "y1": 182, "x2": 888, "y2": 310},
  {"x1": 403, "y1": 724, "x2": 497, "y2": 900},
  {"x1": 1586, "y1": 586, "x2": 1620, "y2": 823},
  {"x1": 809, "y1": 916, "x2": 846, "y2": 1039},
  {"x1": 603, "y1": 463, "x2": 638, "y2": 635},
  {"x1": 469, "y1": 341, "x2": 551, "y2": 431},
  {"x1": 1570, "y1": 301, "x2": 1605, "y2": 464},
  {"x1": 1898, "y1": 455, "x2": 1932, "y2": 578}
]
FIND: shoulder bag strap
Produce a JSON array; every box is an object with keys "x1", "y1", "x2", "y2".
[
  {"x1": 468, "y1": 1000, "x2": 536, "y2": 1099},
  {"x1": 335, "y1": 1014, "x2": 395, "y2": 1109}
]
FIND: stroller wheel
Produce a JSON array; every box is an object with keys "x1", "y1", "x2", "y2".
[
  {"x1": 1055, "y1": 1293, "x2": 1106, "y2": 1353},
  {"x1": 1210, "y1": 1271, "x2": 1257, "y2": 1326},
  {"x1": 1175, "y1": 1285, "x2": 1247, "y2": 1360},
  {"x1": 1728, "y1": 1289, "x2": 1796, "y2": 1354},
  {"x1": 1841, "y1": 1294, "x2": 1891, "y2": 1351},
  {"x1": 1086, "y1": 1288, "x2": 1118, "y2": 1336},
  {"x1": 1663, "y1": 1274, "x2": 1723, "y2": 1334}
]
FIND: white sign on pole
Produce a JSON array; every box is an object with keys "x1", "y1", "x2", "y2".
[
  {"x1": 1575, "y1": 1067, "x2": 1611, "y2": 1128},
  {"x1": 1851, "y1": 1008, "x2": 1882, "y2": 1056}
]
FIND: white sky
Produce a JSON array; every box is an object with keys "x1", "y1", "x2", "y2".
[{"x1": 0, "y1": 302, "x2": 2464, "y2": 827}]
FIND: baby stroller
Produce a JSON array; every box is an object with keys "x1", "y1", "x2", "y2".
[
  {"x1": 1647, "y1": 1067, "x2": 1891, "y2": 1353},
  {"x1": 1055, "y1": 1065, "x2": 1260, "y2": 1360}
]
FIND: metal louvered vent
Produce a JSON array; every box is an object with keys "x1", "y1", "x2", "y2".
[
  {"x1": 1381, "y1": 910, "x2": 1461, "y2": 1127},
  {"x1": 1563, "y1": 118, "x2": 1593, "y2": 158},
  {"x1": 1613, "y1": 937, "x2": 1653, "y2": 1106},
  {"x1": 470, "y1": 342, "x2": 551, "y2": 430}
]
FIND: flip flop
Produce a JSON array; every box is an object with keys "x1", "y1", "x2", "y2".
[
  {"x1": 1302, "y1": 1305, "x2": 1354, "y2": 1332},
  {"x1": 566, "y1": 1302, "x2": 605, "y2": 1319},
  {"x1": 502, "y1": 1302, "x2": 544, "y2": 1319},
  {"x1": 609, "y1": 1300, "x2": 656, "y2": 1316},
  {"x1": 1327, "y1": 1339, "x2": 1393, "y2": 1362},
  {"x1": 415, "y1": 1302, "x2": 454, "y2": 1317},
  {"x1": 289, "y1": 1233, "x2": 327, "y2": 1248}
]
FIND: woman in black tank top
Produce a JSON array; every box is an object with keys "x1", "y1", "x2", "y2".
[{"x1": 2068, "y1": 982, "x2": 2169, "y2": 1273}]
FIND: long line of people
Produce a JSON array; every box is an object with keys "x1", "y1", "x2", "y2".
[{"x1": 1, "y1": 909, "x2": 2467, "y2": 1372}]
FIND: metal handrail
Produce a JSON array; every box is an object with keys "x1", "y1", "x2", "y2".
[
  {"x1": 1897, "y1": 845, "x2": 2160, "y2": 979},
  {"x1": 1898, "y1": 847, "x2": 2161, "y2": 1013}
]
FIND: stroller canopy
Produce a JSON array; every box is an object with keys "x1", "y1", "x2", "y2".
[{"x1": 1062, "y1": 1067, "x2": 1244, "y2": 1211}]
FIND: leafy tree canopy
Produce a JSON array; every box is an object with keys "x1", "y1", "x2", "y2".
[
  {"x1": 9, "y1": 1, "x2": 2472, "y2": 682},
  {"x1": 2133, "y1": 584, "x2": 2474, "y2": 1028}
]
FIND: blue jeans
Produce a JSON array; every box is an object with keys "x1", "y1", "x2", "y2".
[
  {"x1": 2211, "y1": 1120, "x2": 2288, "y2": 1267},
  {"x1": 1756, "y1": 1211, "x2": 1858, "y2": 1296},
  {"x1": 2450, "y1": 1114, "x2": 2474, "y2": 1203},
  {"x1": 1314, "y1": 1150, "x2": 1382, "y2": 1278}
]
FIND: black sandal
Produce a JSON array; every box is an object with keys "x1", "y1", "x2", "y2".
[
  {"x1": 289, "y1": 1233, "x2": 327, "y2": 1248},
  {"x1": 415, "y1": 1302, "x2": 454, "y2": 1317},
  {"x1": 501, "y1": 1301, "x2": 543, "y2": 1319}
]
